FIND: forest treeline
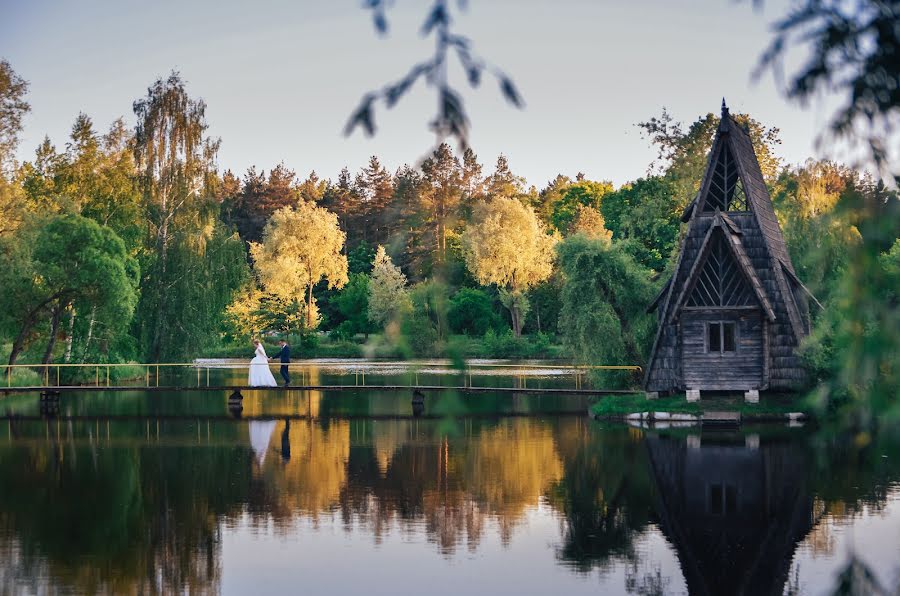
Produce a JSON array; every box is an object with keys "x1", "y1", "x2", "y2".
[{"x1": 0, "y1": 62, "x2": 896, "y2": 413}]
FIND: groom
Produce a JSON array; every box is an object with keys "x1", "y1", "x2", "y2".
[{"x1": 271, "y1": 339, "x2": 291, "y2": 386}]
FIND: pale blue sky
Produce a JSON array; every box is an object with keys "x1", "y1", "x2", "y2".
[{"x1": 2, "y1": 0, "x2": 837, "y2": 187}]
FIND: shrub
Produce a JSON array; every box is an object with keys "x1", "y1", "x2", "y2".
[{"x1": 448, "y1": 288, "x2": 503, "y2": 335}]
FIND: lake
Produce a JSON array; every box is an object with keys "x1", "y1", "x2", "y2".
[{"x1": 0, "y1": 360, "x2": 897, "y2": 594}]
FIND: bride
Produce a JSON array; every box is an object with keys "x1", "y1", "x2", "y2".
[{"x1": 249, "y1": 339, "x2": 278, "y2": 387}]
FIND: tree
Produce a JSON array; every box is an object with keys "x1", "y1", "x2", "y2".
[
  {"x1": 600, "y1": 177, "x2": 680, "y2": 272},
  {"x1": 462, "y1": 197, "x2": 557, "y2": 336},
  {"x1": 333, "y1": 273, "x2": 373, "y2": 338},
  {"x1": 638, "y1": 108, "x2": 782, "y2": 209},
  {"x1": 132, "y1": 72, "x2": 221, "y2": 360},
  {"x1": 297, "y1": 170, "x2": 326, "y2": 203},
  {"x1": 557, "y1": 235, "x2": 657, "y2": 388},
  {"x1": 0, "y1": 59, "x2": 30, "y2": 177},
  {"x1": 570, "y1": 205, "x2": 612, "y2": 242},
  {"x1": 532, "y1": 174, "x2": 571, "y2": 227},
  {"x1": 389, "y1": 164, "x2": 428, "y2": 278},
  {"x1": 321, "y1": 167, "x2": 362, "y2": 248},
  {"x1": 420, "y1": 143, "x2": 464, "y2": 269},
  {"x1": 2, "y1": 214, "x2": 138, "y2": 367},
  {"x1": 226, "y1": 164, "x2": 302, "y2": 244},
  {"x1": 355, "y1": 155, "x2": 394, "y2": 246},
  {"x1": 550, "y1": 180, "x2": 614, "y2": 233},
  {"x1": 773, "y1": 160, "x2": 859, "y2": 299},
  {"x1": 251, "y1": 203, "x2": 349, "y2": 330},
  {"x1": 447, "y1": 287, "x2": 502, "y2": 336},
  {"x1": 484, "y1": 154, "x2": 525, "y2": 199},
  {"x1": 368, "y1": 245, "x2": 411, "y2": 329}
]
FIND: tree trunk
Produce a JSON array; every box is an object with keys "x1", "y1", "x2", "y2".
[
  {"x1": 82, "y1": 305, "x2": 96, "y2": 360},
  {"x1": 6, "y1": 292, "x2": 64, "y2": 369},
  {"x1": 7, "y1": 324, "x2": 32, "y2": 369},
  {"x1": 41, "y1": 304, "x2": 63, "y2": 365},
  {"x1": 64, "y1": 306, "x2": 76, "y2": 363},
  {"x1": 307, "y1": 283, "x2": 313, "y2": 330},
  {"x1": 150, "y1": 209, "x2": 170, "y2": 361},
  {"x1": 510, "y1": 304, "x2": 522, "y2": 337}
]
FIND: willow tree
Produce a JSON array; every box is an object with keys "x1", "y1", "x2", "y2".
[
  {"x1": 251, "y1": 203, "x2": 349, "y2": 330},
  {"x1": 462, "y1": 197, "x2": 557, "y2": 336},
  {"x1": 132, "y1": 72, "x2": 224, "y2": 360}
]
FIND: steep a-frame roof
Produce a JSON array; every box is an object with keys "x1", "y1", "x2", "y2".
[
  {"x1": 723, "y1": 113, "x2": 796, "y2": 275},
  {"x1": 669, "y1": 211, "x2": 775, "y2": 322}
]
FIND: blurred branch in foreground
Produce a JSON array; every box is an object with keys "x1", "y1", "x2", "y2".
[
  {"x1": 346, "y1": 0, "x2": 524, "y2": 150},
  {"x1": 753, "y1": 0, "x2": 899, "y2": 175}
]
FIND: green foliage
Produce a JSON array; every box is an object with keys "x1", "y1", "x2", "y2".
[
  {"x1": 138, "y1": 224, "x2": 248, "y2": 361},
  {"x1": 523, "y1": 278, "x2": 562, "y2": 335},
  {"x1": 757, "y1": 0, "x2": 898, "y2": 170},
  {"x1": 447, "y1": 288, "x2": 503, "y2": 335},
  {"x1": 601, "y1": 176, "x2": 680, "y2": 272},
  {"x1": 347, "y1": 242, "x2": 376, "y2": 274},
  {"x1": 481, "y1": 329, "x2": 553, "y2": 359},
  {"x1": 398, "y1": 280, "x2": 449, "y2": 356},
  {"x1": 557, "y1": 235, "x2": 658, "y2": 388},
  {"x1": 801, "y1": 184, "x2": 899, "y2": 427},
  {"x1": 550, "y1": 180, "x2": 614, "y2": 233},
  {"x1": 333, "y1": 273, "x2": 373, "y2": 338},
  {"x1": 638, "y1": 108, "x2": 782, "y2": 205},
  {"x1": 772, "y1": 161, "x2": 859, "y2": 300},
  {"x1": 0, "y1": 214, "x2": 139, "y2": 366}
]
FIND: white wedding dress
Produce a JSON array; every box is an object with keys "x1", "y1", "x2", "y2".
[{"x1": 248, "y1": 345, "x2": 278, "y2": 387}]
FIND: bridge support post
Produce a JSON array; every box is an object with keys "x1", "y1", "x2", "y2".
[
  {"x1": 412, "y1": 389, "x2": 425, "y2": 417},
  {"x1": 228, "y1": 390, "x2": 243, "y2": 418},
  {"x1": 39, "y1": 390, "x2": 60, "y2": 417}
]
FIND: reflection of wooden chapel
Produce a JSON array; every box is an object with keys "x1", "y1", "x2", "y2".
[
  {"x1": 645, "y1": 433, "x2": 815, "y2": 596},
  {"x1": 644, "y1": 102, "x2": 815, "y2": 399}
]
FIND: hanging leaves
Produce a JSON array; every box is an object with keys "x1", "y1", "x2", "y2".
[{"x1": 346, "y1": 0, "x2": 525, "y2": 150}]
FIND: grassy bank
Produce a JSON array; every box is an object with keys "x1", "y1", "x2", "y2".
[{"x1": 590, "y1": 392, "x2": 814, "y2": 418}]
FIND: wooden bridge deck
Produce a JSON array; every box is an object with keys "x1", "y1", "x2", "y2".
[{"x1": 2, "y1": 384, "x2": 632, "y2": 396}]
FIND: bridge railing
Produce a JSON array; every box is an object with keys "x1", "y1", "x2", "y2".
[{"x1": 3, "y1": 361, "x2": 641, "y2": 390}]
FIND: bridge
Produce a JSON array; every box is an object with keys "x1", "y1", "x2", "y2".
[{"x1": 2, "y1": 361, "x2": 641, "y2": 416}]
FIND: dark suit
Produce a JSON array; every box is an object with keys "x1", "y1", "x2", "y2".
[{"x1": 273, "y1": 344, "x2": 291, "y2": 385}]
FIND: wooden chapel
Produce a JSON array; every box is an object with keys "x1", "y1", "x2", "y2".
[{"x1": 644, "y1": 101, "x2": 814, "y2": 399}]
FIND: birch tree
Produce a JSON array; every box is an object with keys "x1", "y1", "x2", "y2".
[{"x1": 133, "y1": 72, "x2": 220, "y2": 359}]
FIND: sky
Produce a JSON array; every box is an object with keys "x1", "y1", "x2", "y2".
[{"x1": 2, "y1": 0, "x2": 841, "y2": 188}]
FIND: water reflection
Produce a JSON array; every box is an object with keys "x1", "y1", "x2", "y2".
[
  {"x1": 646, "y1": 432, "x2": 813, "y2": 595},
  {"x1": 0, "y1": 414, "x2": 897, "y2": 594}
]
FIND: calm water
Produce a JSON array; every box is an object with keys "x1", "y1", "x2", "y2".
[{"x1": 0, "y1": 362, "x2": 898, "y2": 595}]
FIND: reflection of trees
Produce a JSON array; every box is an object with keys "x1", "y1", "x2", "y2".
[
  {"x1": 249, "y1": 419, "x2": 350, "y2": 525},
  {"x1": 546, "y1": 420, "x2": 655, "y2": 573},
  {"x1": 2, "y1": 416, "x2": 898, "y2": 593},
  {"x1": 0, "y1": 420, "x2": 251, "y2": 594},
  {"x1": 335, "y1": 418, "x2": 563, "y2": 553},
  {"x1": 461, "y1": 420, "x2": 563, "y2": 542}
]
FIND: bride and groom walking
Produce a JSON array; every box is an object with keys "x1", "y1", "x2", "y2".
[{"x1": 249, "y1": 339, "x2": 291, "y2": 387}]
